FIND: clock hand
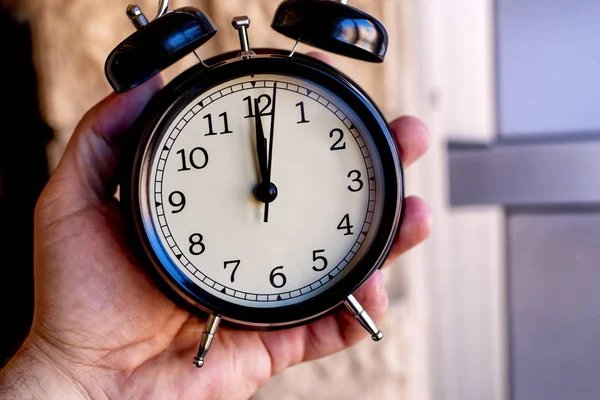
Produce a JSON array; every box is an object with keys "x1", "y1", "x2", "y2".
[
  {"x1": 264, "y1": 84, "x2": 278, "y2": 223},
  {"x1": 254, "y1": 99, "x2": 269, "y2": 184},
  {"x1": 253, "y1": 95, "x2": 278, "y2": 223}
]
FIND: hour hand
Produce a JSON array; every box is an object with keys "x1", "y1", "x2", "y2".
[
  {"x1": 253, "y1": 93, "x2": 278, "y2": 221},
  {"x1": 254, "y1": 99, "x2": 269, "y2": 184}
]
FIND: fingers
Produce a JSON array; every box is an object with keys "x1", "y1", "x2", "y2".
[
  {"x1": 306, "y1": 51, "x2": 333, "y2": 65},
  {"x1": 53, "y1": 76, "x2": 164, "y2": 202},
  {"x1": 388, "y1": 118, "x2": 432, "y2": 258},
  {"x1": 388, "y1": 196, "x2": 432, "y2": 260},
  {"x1": 390, "y1": 116, "x2": 430, "y2": 168}
]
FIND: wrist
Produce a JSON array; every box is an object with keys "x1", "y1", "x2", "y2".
[{"x1": 0, "y1": 337, "x2": 90, "y2": 400}]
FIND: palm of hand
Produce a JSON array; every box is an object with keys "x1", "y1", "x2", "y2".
[
  {"x1": 28, "y1": 66, "x2": 430, "y2": 399},
  {"x1": 33, "y1": 191, "x2": 382, "y2": 398}
]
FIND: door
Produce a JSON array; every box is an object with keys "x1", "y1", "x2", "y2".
[{"x1": 449, "y1": 1, "x2": 600, "y2": 399}]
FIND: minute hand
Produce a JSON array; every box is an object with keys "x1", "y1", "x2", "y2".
[
  {"x1": 264, "y1": 84, "x2": 278, "y2": 222},
  {"x1": 266, "y1": 85, "x2": 277, "y2": 181}
]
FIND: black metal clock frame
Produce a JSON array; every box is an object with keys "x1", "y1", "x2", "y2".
[{"x1": 119, "y1": 51, "x2": 404, "y2": 327}]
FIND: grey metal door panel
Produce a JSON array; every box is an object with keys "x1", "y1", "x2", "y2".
[
  {"x1": 508, "y1": 213, "x2": 600, "y2": 400},
  {"x1": 449, "y1": 141, "x2": 600, "y2": 206},
  {"x1": 497, "y1": 0, "x2": 600, "y2": 136}
]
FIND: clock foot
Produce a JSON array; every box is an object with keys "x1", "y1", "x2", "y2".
[
  {"x1": 192, "y1": 314, "x2": 222, "y2": 368},
  {"x1": 343, "y1": 294, "x2": 384, "y2": 341}
]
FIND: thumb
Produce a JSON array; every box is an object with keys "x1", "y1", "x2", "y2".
[{"x1": 52, "y1": 76, "x2": 163, "y2": 205}]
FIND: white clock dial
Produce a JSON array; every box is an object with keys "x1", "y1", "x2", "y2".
[{"x1": 140, "y1": 74, "x2": 384, "y2": 308}]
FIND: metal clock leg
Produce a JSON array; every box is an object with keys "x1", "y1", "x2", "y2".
[
  {"x1": 343, "y1": 294, "x2": 384, "y2": 341},
  {"x1": 192, "y1": 314, "x2": 222, "y2": 368}
]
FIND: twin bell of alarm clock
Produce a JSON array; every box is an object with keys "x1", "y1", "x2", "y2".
[{"x1": 106, "y1": 0, "x2": 388, "y2": 93}]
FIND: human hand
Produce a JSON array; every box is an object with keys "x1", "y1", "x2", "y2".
[{"x1": 0, "y1": 55, "x2": 431, "y2": 400}]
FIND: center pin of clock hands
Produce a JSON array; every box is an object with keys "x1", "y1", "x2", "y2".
[{"x1": 253, "y1": 91, "x2": 278, "y2": 222}]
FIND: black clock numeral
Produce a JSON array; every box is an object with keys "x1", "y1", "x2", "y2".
[
  {"x1": 295, "y1": 101, "x2": 309, "y2": 124},
  {"x1": 312, "y1": 249, "x2": 328, "y2": 272},
  {"x1": 204, "y1": 112, "x2": 233, "y2": 136},
  {"x1": 347, "y1": 170, "x2": 364, "y2": 192},
  {"x1": 189, "y1": 233, "x2": 206, "y2": 255},
  {"x1": 337, "y1": 214, "x2": 354, "y2": 236},
  {"x1": 269, "y1": 266, "x2": 287, "y2": 288},
  {"x1": 168, "y1": 191, "x2": 186, "y2": 213},
  {"x1": 177, "y1": 147, "x2": 209, "y2": 171},
  {"x1": 243, "y1": 94, "x2": 272, "y2": 118},
  {"x1": 224, "y1": 260, "x2": 241, "y2": 283},
  {"x1": 329, "y1": 128, "x2": 346, "y2": 151}
]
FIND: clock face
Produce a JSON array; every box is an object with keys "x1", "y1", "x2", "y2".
[{"x1": 138, "y1": 73, "x2": 385, "y2": 309}]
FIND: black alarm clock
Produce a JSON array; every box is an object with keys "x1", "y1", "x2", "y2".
[{"x1": 105, "y1": 0, "x2": 403, "y2": 368}]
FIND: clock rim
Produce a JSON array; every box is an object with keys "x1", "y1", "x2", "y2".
[{"x1": 119, "y1": 51, "x2": 404, "y2": 328}]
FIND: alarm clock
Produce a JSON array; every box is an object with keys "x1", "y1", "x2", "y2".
[{"x1": 105, "y1": 0, "x2": 403, "y2": 368}]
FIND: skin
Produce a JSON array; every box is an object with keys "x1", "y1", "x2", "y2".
[{"x1": 0, "y1": 53, "x2": 431, "y2": 399}]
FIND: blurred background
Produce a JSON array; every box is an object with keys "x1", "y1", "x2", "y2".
[{"x1": 1, "y1": 0, "x2": 599, "y2": 399}]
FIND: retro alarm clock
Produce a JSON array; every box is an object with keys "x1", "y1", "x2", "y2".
[{"x1": 105, "y1": 0, "x2": 403, "y2": 367}]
